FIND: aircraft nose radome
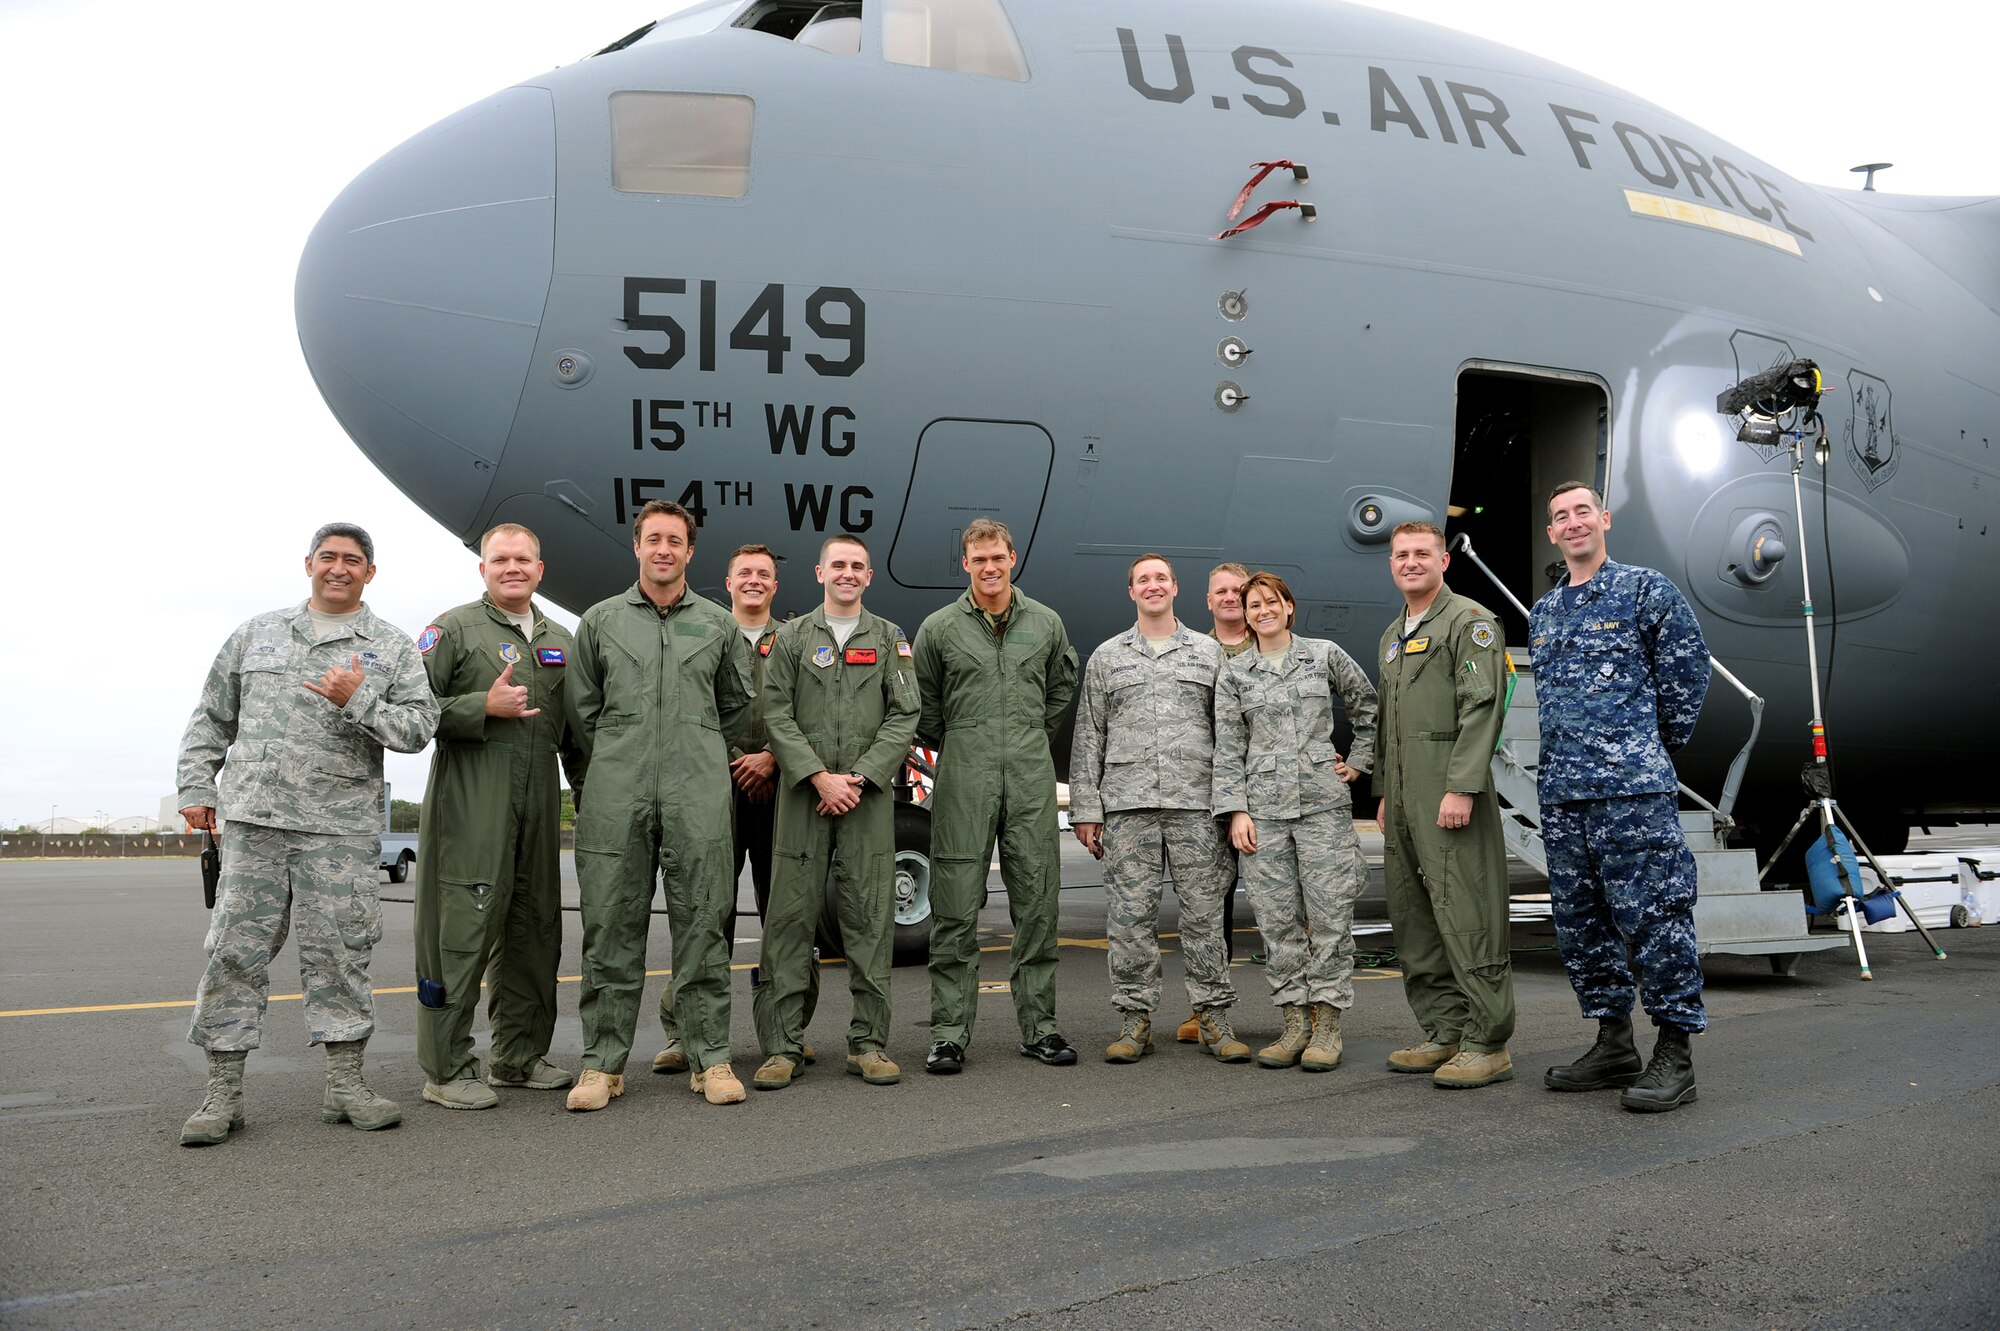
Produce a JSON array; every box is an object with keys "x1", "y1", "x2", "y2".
[{"x1": 295, "y1": 85, "x2": 555, "y2": 536}]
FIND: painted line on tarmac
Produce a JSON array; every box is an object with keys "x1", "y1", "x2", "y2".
[{"x1": 0, "y1": 931, "x2": 1396, "y2": 1019}]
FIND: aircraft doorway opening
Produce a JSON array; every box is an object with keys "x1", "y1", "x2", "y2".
[{"x1": 1448, "y1": 365, "x2": 1608, "y2": 644}]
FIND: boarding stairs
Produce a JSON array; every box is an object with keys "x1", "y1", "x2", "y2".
[{"x1": 1449, "y1": 534, "x2": 1846, "y2": 974}]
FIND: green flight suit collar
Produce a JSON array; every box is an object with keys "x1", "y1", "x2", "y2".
[
  {"x1": 479, "y1": 594, "x2": 549, "y2": 640},
  {"x1": 798, "y1": 604, "x2": 885, "y2": 646},
  {"x1": 957, "y1": 586, "x2": 1017, "y2": 636},
  {"x1": 623, "y1": 579, "x2": 696, "y2": 617}
]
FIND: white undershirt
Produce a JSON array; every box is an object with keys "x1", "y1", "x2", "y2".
[
  {"x1": 738, "y1": 622, "x2": 769, "y2": 646},
  {"x1": 503, "y1": 609, "x2": 535, "y2": 642},
  {"x1": 827, "y1": 612, "x2": 861, "y2": 647},
  {"x1": 1404, "y1": 613, "x2": 1424, "y2": 637}
]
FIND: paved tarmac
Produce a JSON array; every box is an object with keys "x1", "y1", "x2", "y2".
[{"x1": 2, "y1": 830, "x2": 1996, "y2": 1330}]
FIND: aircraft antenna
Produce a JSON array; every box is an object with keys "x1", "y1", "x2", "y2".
[{"x1": 1849, "y1": 162, "x2": 1893, "y2": 192}]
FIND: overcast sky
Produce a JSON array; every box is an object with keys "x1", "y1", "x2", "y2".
[{"x1": 1, "y1": 0, "x2": 1987, "y2": 830}]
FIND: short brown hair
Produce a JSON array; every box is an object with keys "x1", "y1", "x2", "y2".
[
  {"x1": 480, "y1": 522, "x2": 541, "y2": 559},
  {"x1": 634, "y1": 499, "x2": 696, "y2": 544},
  {"x1": 727, "y1": 543, "x2": 776, "y2": 575},
  {"x1": 1209, "y1": 562, "x2": 1250, "y2": 585},
  {"x1": 961, "y1": 517, "x2": 1014, "y2": 553},
  {"x1": 819, "y1": 533, "x2": 872, "y2": 563},
  {"x1": 1241, "y1": 571, "x2": 1297, "y2": 628},
  {"x1": 1127, "y1": 552, "x2": 1175, "y2": 584},
  {"x1": 1546, "y1": 481, "x2": 1604, "y2": 515},
  {"x1": 1389, "y1": 521, "x2": 1445, "y2": 551}
]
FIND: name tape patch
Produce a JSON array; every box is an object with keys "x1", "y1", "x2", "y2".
[
  {"x1": 537, "y1": 648, "x2": 566, "y2": 666},
  {"x1": 846, "y1": 648, "x2": 878, "y2": 665}
]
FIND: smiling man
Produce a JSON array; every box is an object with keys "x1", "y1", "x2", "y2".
[
  {"x1": 1070, "y1": 555, "x2": 1245, "y2": 1065},
  {"x1": 912, "y1": 518, "x2": 1079, "y2": 1074},
  {"x1": 564, "y1": 500, "x2": 756, "y2": 1111},
  {"x1": 1373, "y1": 522, "x2": 1516, "y2": 1089},
  {"x1": 410, "y1": 523, "x2": 585, "y2": 1110},
  {"x1": 1530, "y1": 482, "x2": 1711, "y2": 1114},
  {"x1": 750, "y1": 534, "x2": 920, "y2": 1090},
  {"x1": 175, "y1": 522, "x2": 439, "y2": 1146}
]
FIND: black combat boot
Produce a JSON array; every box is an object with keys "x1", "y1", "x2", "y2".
[
  {"x1": 1544, "y1": 1017, "x2": 1643, "y2": 1091},
  {"x1": 1619, "y1": 1025, "x2": 1697, "y2": 1112}
]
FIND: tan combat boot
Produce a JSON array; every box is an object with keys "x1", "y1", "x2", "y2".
[
  {"x1": 1387, "y1": 1039, "x2": 1460, "y2": 1073},
  {"x1": 753, "y1": 1054, "x2": 802, "y2": 1090},
  {"x1": 1256, "y1": 1004, "x2": 1311, "y2": 1068},
  {"x1": 180, "y1": 1049, "x2": 247, "y2": 1147},
  {"x1": 845, "y1": 1050, "x2": 901, "y2": 1085},
  {"x1": 1104, "y1": 1013, "x2": 1154, "y2": 1063},
  {"x1": 422, "y1": 1077, "x2": 499, "y2": 1110},
  {"x1": 1174, "y1": 1012, "x2": 1202, "y2": 1043},
  {"x1": 691, "y1": 1061, "x2": 747, "y2": 1105},
  {"x1": 321, "y1": 1040, "x2": 402, "y2": 1130},
  {"x1": 650, "y1": 1037, "x2": 688, "y2": 1074},
  {"x1": 1434, "y1": 1047, "x2": 1515, "y2": 1089},
  {"x1": 1196, "y1": 1009, "x2": 1253, "y2": 1064},
  {"x1": 565, "y1": 1068, "x2": 625, "y2": 1112},
  {"x1": 1300, "y1": 1002, "x2": 1343, "y2": 1072}
]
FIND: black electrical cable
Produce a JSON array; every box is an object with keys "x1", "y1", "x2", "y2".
[{"x1": 1817, "y1": 413, "x2": 1837, "y2": 747}]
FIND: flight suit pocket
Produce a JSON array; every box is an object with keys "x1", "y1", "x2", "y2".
[
  {"x1": 439, "y1": 879, "x2": 492, "y2": 953},
  {"x1": 339, "y1": 875, "x2": 384, "y2": 950}
]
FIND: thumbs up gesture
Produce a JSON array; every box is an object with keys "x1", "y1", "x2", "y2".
[
  {"x1": 485, "y1": 662, "x2": 541, "y2": 718},
  {"x1": 303, "y1": 654, "x2": 367, "y2": 707}
]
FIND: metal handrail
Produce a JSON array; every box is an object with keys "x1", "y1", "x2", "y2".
[{"x1": 1447, "y1": 533, "x2": 1764, "y2": 822}]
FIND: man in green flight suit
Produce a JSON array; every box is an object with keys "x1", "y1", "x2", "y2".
[
  {"x1": 913, "y1": 517, "x2": 1080, "y2": 1074},
  {"x1": 1374, "y1": 521, "x2": 1518, "y2": 1088},
  {"x1": 652, "y1": 544, "x2": 813, "y2": 1075},
  {"x1": 751, "y1": 534, "x2": 920, "y2": 1090},
  {"x1": 412, "y1": 523, "x2": 585, "y2": 1110},
  {"x1": 564, "y1": 499, "x2": 757, "y2": 1111}
]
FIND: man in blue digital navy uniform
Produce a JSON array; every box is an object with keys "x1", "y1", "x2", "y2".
[{"x1": 1529, "y1": 482, "x2": 1709, "y2": 1113}]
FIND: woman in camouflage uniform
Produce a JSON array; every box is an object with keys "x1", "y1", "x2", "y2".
[{"x1": 1212, "y1": 572, "x2": 1378, "y2": 1072}]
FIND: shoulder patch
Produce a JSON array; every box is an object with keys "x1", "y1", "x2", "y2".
[
  {"x1": 897, "y1": 639, "x2": 913, "y2": 658},
  {"x1": 1469, "y1": 621, "x2": 1497, "y2": 650},
  {"x1": 416, "y1": 625, "x2": 442, "y2": 655}
]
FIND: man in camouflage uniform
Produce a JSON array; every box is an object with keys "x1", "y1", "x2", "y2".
[
  {"x1": 654, "y1": 544, "x2": 806, "y2": 1076},
  {"x1": 565, "y1": 500, "x2": 757, "y2": 1111},
  {"x1": 412, "y1": 523, "x2": 584, "y2": 1110},
  {"x1": 176, "y1": 523, "x2": 439, "y2": 1146},
  {"x1": 1071, "y1": 555, "x2": 1247, "y2": 1064},
  {"x1": 752, "y1": 534, "x2": 920, "y2": 1090},
  {"x1": 914, "y1": 517, "x2": 1079, "y2": 1073},
  {"x1": 1214, "y1": 571, "x2": 1377, "y2": 1073},
  {"x1": 1531, "y1": 482, "x2": 1710, "y2": 1113},
  {"x1": 1374, "y1": 522, "x2": 1517, "y2": 1089}
]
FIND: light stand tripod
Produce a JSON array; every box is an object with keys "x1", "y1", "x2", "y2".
[{"x1": 1752, "y1": 411, "x2": 1946, "y2": 977}]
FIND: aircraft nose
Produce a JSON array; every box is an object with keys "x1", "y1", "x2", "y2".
[{"x1": 295, "y1": 85, "x2": 555, "y2": 536}]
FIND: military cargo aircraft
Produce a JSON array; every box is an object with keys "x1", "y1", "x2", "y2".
[{"x1": 295, "y1": 0, "x2": 1998, "y2": 955}]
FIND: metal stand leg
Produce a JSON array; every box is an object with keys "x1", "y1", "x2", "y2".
[{"x1": 1832, "y1": 804, "x2": 1947, "y2": 961}]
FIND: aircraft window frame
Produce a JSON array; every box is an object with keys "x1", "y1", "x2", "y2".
[
  {"x1": 609, "y1": 91, "x2": 756, "y2": 199},
  {"x1": 883, "y1": 0, "x2": 1028, "y2": 81}
]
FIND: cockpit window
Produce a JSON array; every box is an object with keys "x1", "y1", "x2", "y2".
[
  {"x1": 610, "y1": 92, "x2": 755, "y2": 198},
  {"x1": 797, "y1": 3, "x2": 862, "y2": 54},
  {"x1": 884, "y1": 0, "x2": 1026, "y2": 81}
]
